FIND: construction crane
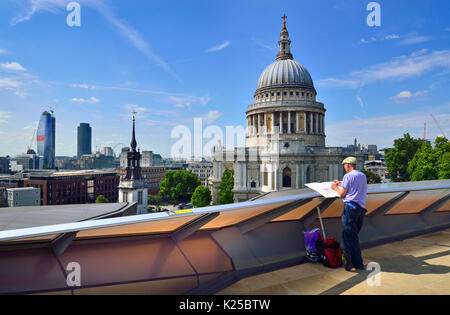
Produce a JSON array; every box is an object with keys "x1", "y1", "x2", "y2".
[
  {"x1": 27, "y1": 128, "x2": 37, "y2": 154},
  {"x1": 431, "y1": 114, "x2": 447, "y2": 139}
]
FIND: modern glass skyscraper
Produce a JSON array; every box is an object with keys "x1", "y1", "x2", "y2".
[
  {"x1": 77, "y1": 123, "x2": 92, "y2": 159},
  {"x1": 37, "y1": 111, "x2": 55, "y2": 169}
]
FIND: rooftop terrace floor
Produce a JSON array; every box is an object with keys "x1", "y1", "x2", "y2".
[{"x1": 218, "y1": 229, "x2": 450, "y2": 295}]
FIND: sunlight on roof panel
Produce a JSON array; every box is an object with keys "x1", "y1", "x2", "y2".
[
  {"x1": 76, "y1": 214, "x2": 204, "y2": 239},
  {"x1": 386, "y1": 189, "x2": 450, "y2": 215},
  {"x1": 271, "y1": 198, "x2": 322, "y2": 222},
  {"x1": 200, "y1": 201, "x2": 291, "y2": 230}
]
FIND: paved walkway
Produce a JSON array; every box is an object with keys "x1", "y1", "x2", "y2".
[{"x1": 218, "y1": 229, "x2": 450, "y2": 295}]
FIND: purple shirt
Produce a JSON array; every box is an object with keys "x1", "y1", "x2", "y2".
[{"x1": 341, "y1": 170, "x2": 368, "y2": 209}]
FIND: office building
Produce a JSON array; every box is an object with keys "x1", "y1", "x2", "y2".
[
  {"x1": 100, "y1": 146, "x2": 114, "y2": 157},
  {"x1": 7, "y1": 187, "x2": 40, "y2": 207},
  {"x1": 0, "y1": 157, "x2": 9, "y2": 174},
  {"x1": 77, "y1": 123, "x2": 92, "y2": 159},
  {"x1": 10, "y1": 154, "x2": 43, "y2": 172},
  {"x1": 37, "y1": 111, "x2": 56, "y2": 169},
  {"x1": 187, "y1": 159, "x2": 213, "y2": 187}
]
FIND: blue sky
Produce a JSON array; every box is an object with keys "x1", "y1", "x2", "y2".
[{"x1": 0, "y1": 0, "x2": 449, "y2": 158}]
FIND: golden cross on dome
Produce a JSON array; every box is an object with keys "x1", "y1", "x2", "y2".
[{"x1": 282, "y1": 14, "x2": 287, "y2": 28}]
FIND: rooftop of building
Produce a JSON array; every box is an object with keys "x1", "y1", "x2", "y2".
[
  {"x1": 0, "y1": 202, "x2": 136, "y2": 232},
  {"x1": 218, "y1": 228, "x2": 450, "y2": 295},
  {"x1": 5, "y1": 187, "x2": 39, "y2": 191}
]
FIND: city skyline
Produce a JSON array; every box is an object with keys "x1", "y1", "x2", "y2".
[{"x1": 0, "y1": 0, "x2": 449, "y2": 158}]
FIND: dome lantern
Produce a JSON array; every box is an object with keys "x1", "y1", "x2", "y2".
[{"x1": 276, "y1": 14, "x2": 293, "y2": 61}]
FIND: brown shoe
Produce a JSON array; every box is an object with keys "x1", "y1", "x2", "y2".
[{"x1": 344, "y1": 252, "x2": 353, "y2": 271}]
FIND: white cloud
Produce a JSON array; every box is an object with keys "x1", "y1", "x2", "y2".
[
  {"x1": 0, "y1": 49, "x2": 7, "y2": 54},
  {"x1": 390, "y1": 90, "x2": 429, "y2": 103},
  {"x1": 0, "y1": 62, "x2": 26, "y2": 71},
  {"x1": 360, "y1": 34, "x2": 399, "y2": 44},
  {"x1": 10, "y1": 0, "x2": 67, "y2": 25},
  {"x1": 205, "y1": 41, "x2": 231, "y2": 53},
  {"x1": 383, "y1": 34, "x2": 400, "y2": 40},
  {"x1": 356, "y1": 95, "x2": 365, "y2": 108},
  {"x1": 317, "y1": 49, "x2": 450, "y2": 89},
  {"x1": 0, "y1": 112, "x2": 11, "y2": 124},
  {"x1": 0, "y1": 77, "x2": 22, "y2": 88},
  {"x1": 0, "y1": 112, "x2": 12, "y2": 119},
  {"x1": 72, "y1": 96, "x2": 100, "y2": 103},
  {"x1": 168, "y1": 95, "x2": 211, "y2": 109},
  {"x1": 398, "y1": 33, "x2": 433, "y2": 45},
  {"x1": 72, "y1": 83, "x2": 95, "y2": 89},
  {"x1": 203, "y1": 110, "x2": 222, "y2": 124},
  {"x1": 125, "y1": 104, "x2": 148, "y2": 113},
  {"x1": 393, "y1": 91, "x2": 413, "y2": 99}
]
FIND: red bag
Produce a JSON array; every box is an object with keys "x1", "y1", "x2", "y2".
[{"x1": 315, "y1": 237, "x2": 343, "y2": 268}]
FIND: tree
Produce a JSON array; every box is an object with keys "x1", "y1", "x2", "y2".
[
  {"x1": 191, "y1": 186, "x2": 212, "y2": 208},
  {"x1": 408, "y1": 137, "x2": 450, "y2": 181},
  {"x1": 361, "y1": 169, "x2": 381, "y2": 184},
  {"x1": 95, "y1": 194, "x2": 109, "y2": 203},
  {"x1": 435, "y1": 137, "x2": 450, "y2": 180},
  {"x1": 148, "y1": 194, "x2": 162, "y2": 205},
  {"x1": 385, "y1": 133, "x2": 423, "y2": 182},
  {"x1": 159, "y1": 170, "x2": 201, "y2": 203},
  {"x1": 217, "y1": 169, "x2": 234, "y2": 205}
]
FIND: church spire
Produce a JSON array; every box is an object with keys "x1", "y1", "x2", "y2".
[
  {"x1": 131, "y1": 111, "x2": 137, "y2": 152},
  {"x1": 276, "y1": 14, "x2": 293, "y2": 61}
]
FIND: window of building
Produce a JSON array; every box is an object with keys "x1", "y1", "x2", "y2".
[
  {"x1": 123, "y1": 192, "x2": 128, "y2": 202},
  {"x1": 138, "y1": 191, "x2": 143, "y2": 205}
]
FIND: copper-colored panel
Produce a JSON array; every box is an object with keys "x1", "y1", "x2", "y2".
[
  {"x1": 320, "y1": 192, "x2": 413, "y2": 218},
  {"x1": 365, "y1": 192, "x2": 403, "y2": 215},
  {"x1": 177, "y1": 233, "x2": 234, "y2": 274},
  {"x1": 76, "y1": 214, "x2": 203, "y2": 239},
  {"x1": 73, "y1": 276, "x2": 198, "y2": 295},
  {"x1": 59, "y1": 237, "x2": 195, "y2": 287},
  {"x1": 321, "y1": 199, "x2": 344, "y2": 219},
  {"x1": 386, "y1": 190, "x2": 450, "y2": 215},
  {"x1": 0, "y1": 248, "x2": 67, "y2": 294},
  {"x1": 437, "y1": 199, "x2": 450, "y2": 213},
  {"x1": 201, "y1": 201, "x2": 291, "y2": 230},
  {"x1": 271, "y1": 198, "x2": 322, "y2": 222},
  {"x1": 0, "y1": 234, "x2": 59, "y2": 244}
]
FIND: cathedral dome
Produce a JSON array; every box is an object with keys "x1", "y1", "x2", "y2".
[
  {"x1": 255, "y1": 15, "x2": 315, "y2": 93},
  {"x1": 257, "y1": 59, "x2": 314, "y2": 91}
]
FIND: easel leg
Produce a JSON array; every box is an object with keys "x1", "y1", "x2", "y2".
[{"x1": 317, "y1": 207, "x2": 327, "y2": 239}]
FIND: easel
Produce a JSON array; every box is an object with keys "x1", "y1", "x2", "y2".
[{"x1": 316, "y1": 206, "x2": 327, "y2": 239}]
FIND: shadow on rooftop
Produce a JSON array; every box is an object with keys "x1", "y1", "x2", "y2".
[{"x1": 319, "y1": 249, "x2": 450, "y2": 295}]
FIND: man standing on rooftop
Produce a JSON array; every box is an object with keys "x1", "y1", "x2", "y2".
[{"x1": 331, "y1": 157, "x2": 368, "y2": 271}]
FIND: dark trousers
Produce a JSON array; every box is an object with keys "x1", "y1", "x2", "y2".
[{"x1": 342, "y1": 202, "x2": 367, "y2": 269}]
